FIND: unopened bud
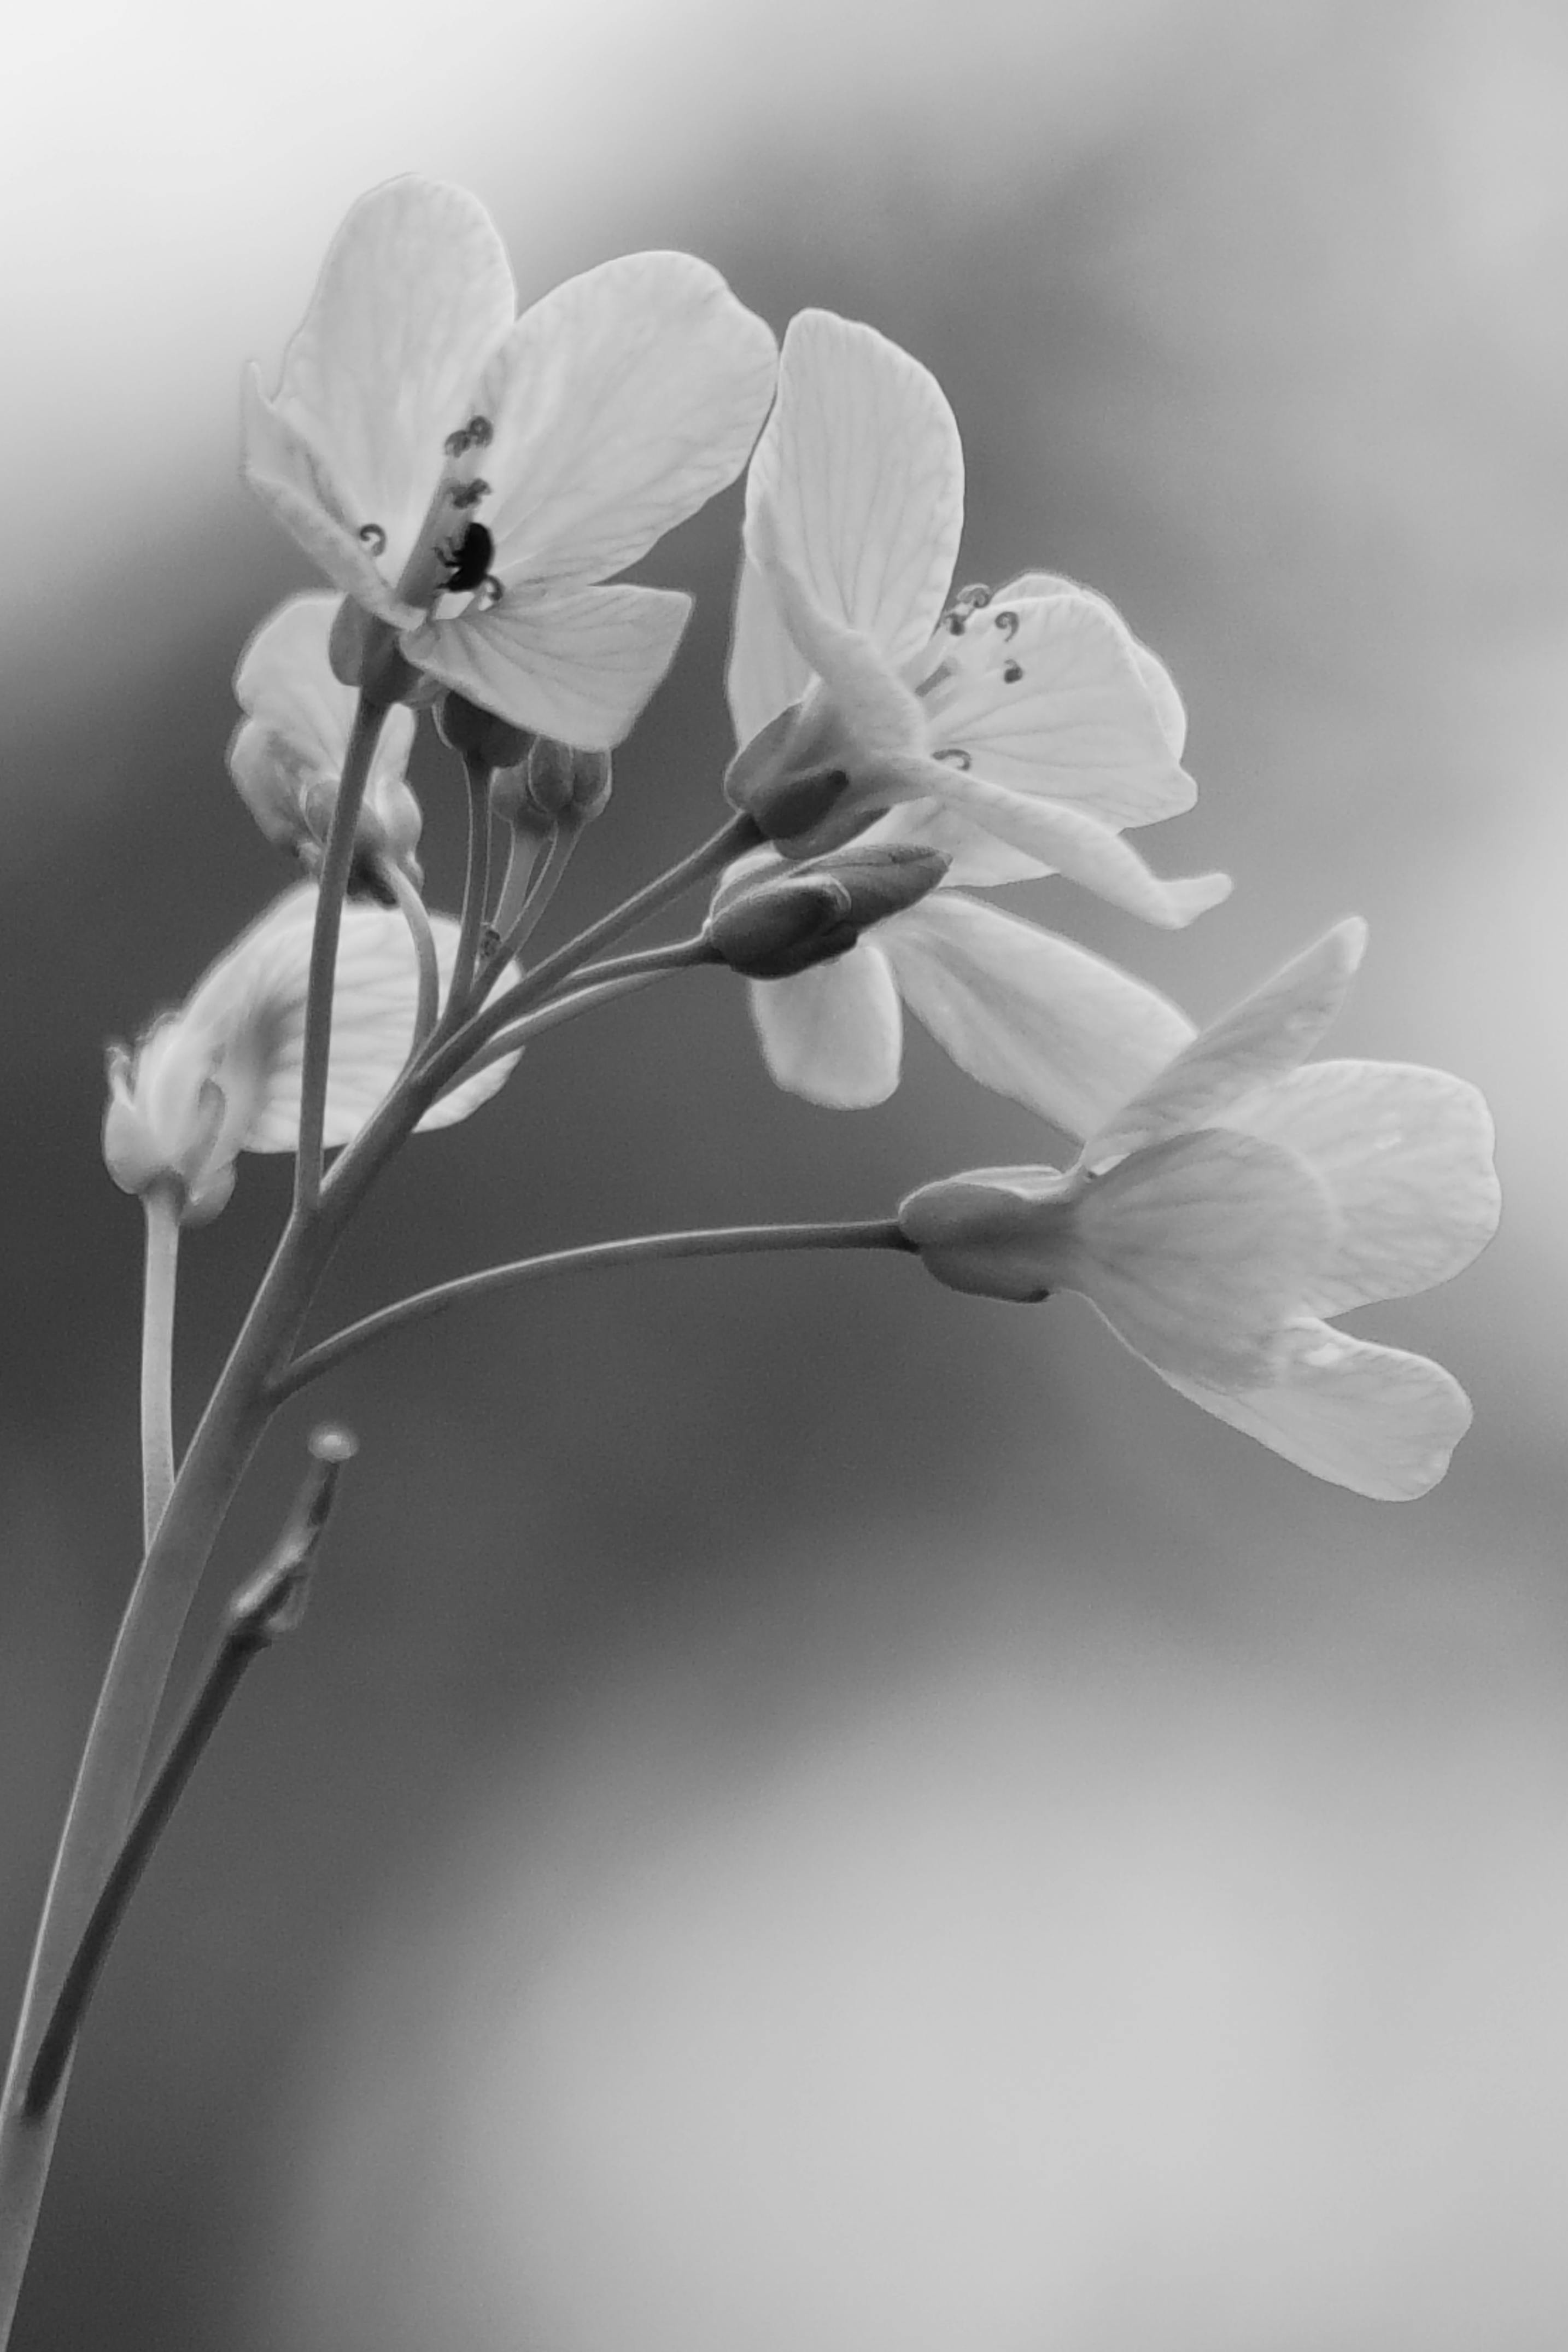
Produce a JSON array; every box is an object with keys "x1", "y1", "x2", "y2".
[
  {"x1": 102, "y1": 1035, "x2": 241, "y2": 1227},
  {"x1": 709, "y1": 843, "x2": 950, "y2": 979},
  {"x1": 898, "y1": 1170, "x2": 1072, "y2": 1303},
  {"x1": 520, "y1": 737, "x2": 614, "y2": 826},
  {"x1": 435, "y1": 692, "x2": 533, "y2": 770}
]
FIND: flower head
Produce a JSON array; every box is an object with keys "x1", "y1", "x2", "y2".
[
  {"x1": 899, "y1": 923, "x2": 1500, "y2": 1498},
  {"x1": 229, "y1": 594, "x2": 423, "y2": 889},
  {"x1": 103, "y1": 888, "x2": 516, "y2": 1224},
  {"x1": 723, "y1": 310, "x2": 1228, "y2": 925},
  {"x1": 244, "y1": 176, "x2": 777, "y2": 746}
]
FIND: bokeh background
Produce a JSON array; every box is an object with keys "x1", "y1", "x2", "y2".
[{"x1": 2, "y1": 1, "x2": 1566, "y2": 2344}]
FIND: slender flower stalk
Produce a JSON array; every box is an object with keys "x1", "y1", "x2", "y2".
[
  {"x1": 373, "y1": 857, "x2": 440, "y2": 1055},
  {"x1": 274, "y1": 1219, "x2": 915, "y2": 1400},
  {"x1": 448, "y1": 938, "x2": 718, "y2": 1086},
  {"x1": 292, "y1": 694, "x2": 388, "y2": 1213},
  {"x1": 139, "y1": 1184, "x2": 182, "y2": 1553},
  {"x1": 445, "y1": 752, "x2": 496, "y2": 1024}
]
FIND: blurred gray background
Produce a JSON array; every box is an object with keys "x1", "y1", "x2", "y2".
[{"x1": 2, "y1": 1, "x2": 1565, "y2": 2344}]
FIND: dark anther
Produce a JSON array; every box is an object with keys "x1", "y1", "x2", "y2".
[
  {"x1": 992, "y1": 608, "x2": 1020, "y2": 639},
  {"x1": 1002, "y1": 660, "x2": 1023, "y2": 685},
  {"x1": 944, "y1": 582, "x2": 993, "y2": 634},
  {"x1": 449, "y1": 477, "x2": 492, "y2": 512},
  {"x1": 476, "y1": 574, "x2": 504, "y2": 609},
  {"x1": 436, "y1": 522, "x2": 496, "y2": 597},
  {"x1": 465, "y1": 415, "x2": 494, "y2": 447},
  {"x1": 935, "y1": 746, "x2": 972, "y2": 772},
  {"x1": 357, "y1": 523, "x2": 387, "y2": 555}
]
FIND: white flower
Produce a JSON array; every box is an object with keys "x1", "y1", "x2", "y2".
[
  {"x1": 103, "y1": 888, "x2": 516, "y2": 1224},
  {"x1": 733, "y1": 849, "x2": 1195, "y2": 1124},
  {"x1": 899, "y1": 923, "x2": 1500, "y2": 1498},
  {"x1": 724, "y1": 308, "x2": 1229, "y2": 925},
  {"x1": 229, "y1": 594, "x2": 423, "y2": 885},
  {"x1": 244, "y1": 176, "x2": 777, "y2": 746}
]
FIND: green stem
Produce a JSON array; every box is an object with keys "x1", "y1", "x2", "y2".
[
  {"x1": 484, "y1": 812, "x2": 583, "y2": 974},
  {"x1": 293, "y1": 695, "x2": 388, "y2": 1215},
  {"x1": 375, "y1": 858, "x2": 440, "y2": 1059},
  {"x1": 139, "y1": 1186, "x2": 181, "y2": 1554},
  {"x1": 273, "y1": 1218, "x2": 913, "y2": 1402}
]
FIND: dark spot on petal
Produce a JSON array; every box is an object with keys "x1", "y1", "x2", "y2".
[{"x1": 357, "y1": 523, "x2": 387, "y2": 555}]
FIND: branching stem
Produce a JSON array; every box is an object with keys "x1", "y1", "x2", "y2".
[
  {"x1": 293, "y1": 696, "x2": 388, "y2": 1214},
  {"x1": 139, "y1": 1185, "x2": 181, "y2": 1554}
]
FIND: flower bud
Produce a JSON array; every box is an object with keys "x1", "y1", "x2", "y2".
[
  {"x1": 102, "y1": 1032, "x2": 243, "y2": 1227},
  {"x1": 708, "y1": 844, "x2": 950, "y2": 979},
  {"x1": 228, "y1": 721, "x2": 424, "y2": 895},
  {"x1": 519, "y1": 737, "x2": 614, "y2": 826},
  {"x1": 435, "y1": 692, "x2": 533, "y2": 770},
  {"x1": 898, "y1": 1171, "x2": 1070, "y2": 1302}
]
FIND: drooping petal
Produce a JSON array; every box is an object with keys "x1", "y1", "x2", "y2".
[
  {"x1": 747, "y1": 499, "x2": 928, "y2": 762},
  {"x1": 926, "y1": 590, "x2": 1195, "y2": 825},
  {"x1": 1054, "y1": 1129, "x2": 1336, "y2": 1388},
  {"x1": 258, "y1": 177, "x2": 517, "y2": 579},
  {"x1": 748, "y1": 941, "x2": 904, "y2": 1105},
  {"x1": 726, "y1": 556, "x2": 814, "y2": 747},
  {"x1": 1087, "y1": 920, "x2": 1368, "y2": 1164},
  {"x1": 479, "y1": 252, "x2": 776, "y2": 587},
  {"x1": 917, "y1": 764, "x2": 1232, "y2": 927},
  {"x1": 863, "y1": 799, "x2": 1045, "y2": 886},
  {"x1": 879, "y1": 892, "x2": 1195, "y2": 1140},
  {"x1": 241, "y1": 371, "x2": 411, "y2": 619},
  {"x1": 233, "y1": 592, "x2": 416, "y2": 786},
  {"x1": 224, "y1": 891, "x2": 516, "y2": 1146},
  {"x1": 745, "y1": 310, "x2": 964, "y2": 669},
  {"x1": 1223, "y1": 1060, "x2": 1501, "y2": 1315},
  {"x1": 996, "y1": 571, "x2": 1187, "y2": 757},
  {"x1": 405, "y1": 581, "x2": 692, "y2": 748},
  {"x1": 1160, "y1": 1322, "x2": 1475, "y2": 1500}
]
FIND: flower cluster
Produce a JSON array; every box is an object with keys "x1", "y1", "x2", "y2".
[{"x1": 105, "y1": 173, "x2": 1497, "y2": 1500}]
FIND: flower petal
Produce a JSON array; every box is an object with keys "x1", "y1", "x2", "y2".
[
  {"x1": 928, "y1": 590, "x2": 1195, "y2": 825},
  {"x1": 1160, "y1": 1322, "x2": 1474, "y2": 1500},
  {"x1": 479, "y1": 253, "x2": 776, "y2": 587},
  {"x1": 997, "y1": 571, "x2": 1187, "y2": 757},
  {"x1": 879, "y1": 892, "x2": 1195, "y2": 1139},
  {"x1": 726, "y1": 556, "x2": 814, "y2": 746},
  {"x1": 233, "y1": 592, "x2": 416, "y2": 784},
  {"x1": 744, "y1": 310, "x2": 963, "y2": 668},
  {"x1": 748, "y1": 941, "x2": 903, "y2": 1105},
  {"x1": 1061, "y1": 1130, "x2": 1337, "y2": 1388},
  {"x1": 1223, "y1": 1060, "x2": 1500, "y2": 1315},
  {"x1": 406, "y1": 581, "x2": 692, "y2": 748},
  {"x1": 241, "y1": 371, "x2": 410, "y2": 618},
  {"x1": 863, "y1": 800, "x2": 1045, "y2": 885},
  {"x1": 1089, "y1": 920, "x2": 1367, "y2": 1163},
  {"x1": 233, "y1": 891, "x2": 516, "y2": 1146},
  {"x1": 920, "y1": 765, "x2": 1232, "y2": 927},
  {"x1": 259, "y1": 177, "x2": 516, "y2": 577},
  {"x1": 747, "y1": 498, "x2": 928, "y2": 762}
]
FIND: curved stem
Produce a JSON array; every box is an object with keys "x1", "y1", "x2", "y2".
[
  {"x1": 444, "y1": 938, "x2": 716, "y2": 1090},
  {"x1": 444, "y1": 752, "x2": 495, "y2": 1024},
  {"x1": 375, "y1": 858, "x2": 440, "y2": 1058},
  {"x1": 273, "y1": 1218, "x2": 914, "y2": 1402},
  {"x1": 488, "y1": 812, "x2": 582, "y2": 970},
  {"x1": 293, "y1": 695, "x2": 388, "y2": 1216},
  {"x1": 139, "y1": 1186, "x2": 181, "y2": 1554}
]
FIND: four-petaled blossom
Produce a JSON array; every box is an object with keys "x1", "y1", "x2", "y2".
[
  {"x1": 724, "y1": 308, "x2": 1230, "y2": 924},
  {"x1": 103, "y1": 889, "x2": 517, "y2": 1225},
  {"x1": 229, "y1": 594, "x2": 423, "y2": 888},
  {"x1": 899, "y1": 924, "x2": 1500, "y2": 1498},
  {"x1": 244, "y1": 176, "x2": 777, "y2": 746}
]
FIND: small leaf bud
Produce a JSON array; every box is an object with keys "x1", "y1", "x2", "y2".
[{"x1": 709, "y1": 843, "x2": 950, "y2": 979}]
